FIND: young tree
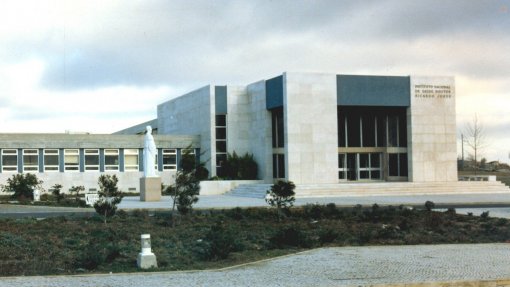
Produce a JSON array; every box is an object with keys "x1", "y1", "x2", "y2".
[
  {"x1": 93, "y1": 175, "x2": 123, "y2": 224},
  {"x1": 166, "y1": 149, "x2": 202, "y2": 219},
  {"x1": 69, "y1": 185, "x2": 85, "y2": 202},
  {"x1": 51, "y1": 184, "x2": 64, "y2": 203},
  {"x1": 1, "y1": 173, "x2": 43, "y2": 201},
  {"x1": 464, "y1": 114, "x2": 488, "y2": 172},
  {"x1": 265, "y1": 180, "x2": 296, "y2": 220}
]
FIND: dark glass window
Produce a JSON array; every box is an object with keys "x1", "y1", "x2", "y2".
[
  {"x1": 398, "y1": 114, "x2": 407, "y2": 147},
  {"x1": 399, "y1": 153, "x2": 408, "y2": 176},
  {"x1": 272, "y1": 153, "x2": 285, "y2": 178},
  {"x1": 388, "y1": 116, "x2": 399, "y2": 147},
  {"x1": 272, "y1": 109, "x2": 284, "y2": 148},
  {"x1": 347, "y1": 114, "x2": 360, "y2": 147},
  {"x1": 389, "y1": 154, "x2": 399, "y2": 176},
  {"x1": 376, "y1": 116, "x2": 386, "y2": 147},
  {"x1": 216, "y1": 141, "x2": 227, "y2": 153},
  {"x1": 338, "y1": 113, "x2": 346, "y2": 147},
  {"x1": 216, "y1": 128, "x2": 226, "y2": 140},
  {"x1": 362, "y1": 115, "x2": 375, "y2": 147},
  {"x1": 215, "y1": 115, "x2": 226, "y2": 126},
  {"x1": 347, "y1": 153, "x2": 357, "y2": 180}
]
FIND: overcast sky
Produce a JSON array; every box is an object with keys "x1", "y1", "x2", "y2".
[{"x1": 1, "y1": 0, "x2": 509, "y2": 162}]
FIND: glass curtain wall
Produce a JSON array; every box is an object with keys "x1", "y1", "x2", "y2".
[{"x1": 338, "y1": 107, "x2": 408, "y2": 181}]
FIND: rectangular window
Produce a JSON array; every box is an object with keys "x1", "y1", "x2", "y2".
[
  {"x1": 84, "y1": 149, "x2": 99, "y2": 171},
  {"x1": 44, "y1": 149, "x2": 59, "y2": 172},
  {"x1": 346, "y1": 114, "x2": 360, "y2": 147},
  {"x1": 162, "y1": 149, "x2": 176, "y2": 170},
  {"x1": 272, "y1": 109, "x2": 284, "y2": 148},
  {"x1": 2, "y1": 149, "x2": 18, "y2": 172},
  {"x1": 104, "y1": 149, "x2": 119, "y2": 171},
  {"x1": 338, "y1": 153, "x2": 347, "y2": 180},
  {"x1": 216, "y1": 114, "x2": 227, "y2": 176},
  {"x1": 272, "y1": 153, "x2": 285, "y2": 178},
  {"x1": 64, "y1": 149, "x2": 79, "y2": 171},
  {"x1": 338, "y1": 113, "x2": 346, "y2": 147},
  {"x1": 23, "y1": 149, "x2": 39, "y2": 172},
  {"x1": 362, "y1": 115, "x2": 376, "y2": 147},
  {"x1": 389, "y1": 153, "x2": 408, "y2": 177},
  {"x1": 124, "y1": 149, "x2": 139, "y2": 171},
  {"x1": 388, "y1": 115, "x2": 399, "y2": 147}
]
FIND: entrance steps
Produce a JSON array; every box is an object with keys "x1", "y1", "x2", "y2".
[
  {"x1": 295, "y1": 181, "x2": 510, "y2": 197},
  {"x1": 225, "y1": 181, "x2": 509, "y2": 198},
  {"x1": 225, "y1": 184, "x2": 273, "y2": 198}
]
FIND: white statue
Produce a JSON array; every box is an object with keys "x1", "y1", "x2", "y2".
[{"x1": 143, "y1": 126, "x2": 158, "y2": 177}]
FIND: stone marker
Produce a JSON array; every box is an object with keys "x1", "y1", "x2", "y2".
[
  {"x1": 137, "y1": 234, "x2": 157, "y2": 269},
  {"x1": 33, "y1": 189, "x2": 40, "y2": 202}
]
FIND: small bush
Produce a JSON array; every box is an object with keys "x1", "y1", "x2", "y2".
[
  {"x1": 480, "y1": 211, "x2": 490, "y2": 219},
  {"x1": 270, "y1": 226, "x2": 313, "y2": 248},
  {"x1": 265, "y1": 180, "x2": 296, "y2": 220},
  {"x1": 199, "y1": 222, "x2": 244, "y2": 260},
  {"x1": 318, "y1": 228, "x2": 339, "y2": 245},
  {"x1": 425, "y1": 201, "x2": 435, "y2": 211}
]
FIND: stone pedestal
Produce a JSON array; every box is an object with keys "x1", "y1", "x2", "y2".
[
  {"x1": 137, "y1": 252, "x2": 157, "y2": 269},
  {"x1": 140, "y1": 177, "x2": 162, "y2": 202}
]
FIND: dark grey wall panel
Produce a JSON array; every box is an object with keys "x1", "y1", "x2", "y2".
[
  {"x1": 215, "y1": 86, "x2": 227, "y2": 114},
  {"x1": 266, "y1": 75, "x2": 283, "y2": 109},
  {"x1": 337, "y1": 75, "x2": 410, "y2": 107}
]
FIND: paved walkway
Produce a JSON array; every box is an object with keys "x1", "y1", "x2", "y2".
[
  {"x1": 119, "y1": 193, "x2": 510, "y2": 210},
  {"x1": 2, "y1": 192, "x2": 510, "y2": 218},
  {"x1": 1, "y1": 243, "x2": 509, "y2": 287}
]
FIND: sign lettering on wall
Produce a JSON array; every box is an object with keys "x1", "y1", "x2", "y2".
[{"x1": 414, "y1": 85, "x2": 452, "y2": 98}]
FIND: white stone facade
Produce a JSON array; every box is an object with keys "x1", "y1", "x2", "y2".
[
  {"x1": 283, "y1": 72, "x2": 339, "y2": 184},
  {"x1": 408, "y1": 76, "x2": 457, "y2": 182}
]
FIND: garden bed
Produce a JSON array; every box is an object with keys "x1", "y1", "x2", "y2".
[{"x1": 1, "y1": 204, "x2": 509, "y2": 276}]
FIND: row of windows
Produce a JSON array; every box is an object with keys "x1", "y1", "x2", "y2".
[
  {"x1": 215, "y1": 114, "x2": 228, "y2": 176},
  {"x1": 338, "y1": 107, "x2": 407, "y2": 148},
  {"x1": 0, "y1": 148, "x2": 183, "y2": 173},
  {"x1": 338, "y1": 152, "x2": 408, "y2": 181}
]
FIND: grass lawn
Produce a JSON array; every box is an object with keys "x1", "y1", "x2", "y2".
[{"x1": 1, "y1": 204, "x2": 509, "y2": 277}]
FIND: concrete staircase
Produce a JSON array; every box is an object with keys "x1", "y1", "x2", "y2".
[
  {"x1": 225, "y1": 181, "x2": 510, "y2": 198},
  {"x1": 225, "y1": 184, "x2": 273, "y2": 198}
]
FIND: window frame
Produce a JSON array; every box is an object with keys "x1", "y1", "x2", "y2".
[
  {"x1": 104, "y1": 149, "x2": 120, "y2": 171},
  {"x1": 162, "y1": 148, "x2": 177, "y2": 170},
  {"x1": 1, "y1": 149, "x2": 18, "y2": 172},
  {"x1": 84, "y1": 149, "x2": 100, "y2": 171},
  {"x1": 44, "y1": 149, "x2": 59, "y2": 172},
  {"x1": 124, "y1": 149, "x2": 139, "y2": 171},
  {"x1": 64, "y1": 149, "x2": 80, "y2": 172},
  {"x1": 22, "y1": 149, "x2": 39, "y2": 172}
]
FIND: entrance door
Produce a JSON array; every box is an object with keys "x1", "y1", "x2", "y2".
[{"x1": 339, "y1": 153, "x2": 382, "y2": 181}]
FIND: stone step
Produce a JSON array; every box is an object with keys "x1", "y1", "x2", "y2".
[
  {"x1": 226, "y1": 184, "x2": 273, "y2": 199},
  {"x1": 226, "y1": 181, "x2": 510, "y2": 198}
]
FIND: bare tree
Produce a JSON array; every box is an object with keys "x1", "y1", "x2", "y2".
[{"x1": 464, "y1": 114, "x2": 487, "y2": 172}]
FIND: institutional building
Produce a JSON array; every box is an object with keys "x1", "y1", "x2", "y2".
[{"x1": 3, "y1": 72, "x2": 505, "y2": 195}]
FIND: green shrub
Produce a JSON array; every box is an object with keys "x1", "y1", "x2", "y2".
[
  {"x1": 318, "y1": 228, "x2": 339, "y2": 245},
  {"x1": 270, "y1": 226, "x2": 313, "y2": 248},
  {"x1": 424, "y1": 201, "x2": 435, "y2": 211},
  {"x1": 265, "y1": 180, "x2": 296, "y2": 220},
  {"x1": 220, "y1": 151, "x2": 258, "y2": 180},
  {"x1": 198, "y1": 222, "x2": 244, "y2": 260},
  {"x1": 1, "y1": 173, "x2": 43, "y2": 201}
]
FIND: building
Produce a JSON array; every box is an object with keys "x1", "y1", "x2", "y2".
[{"x1": 2, "y1": 72, "x2": 507, "y2": 195}]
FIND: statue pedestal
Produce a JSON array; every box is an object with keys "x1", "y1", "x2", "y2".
[{"x1": 140, "y1": 177, "x2": 161, "y2": 202}]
